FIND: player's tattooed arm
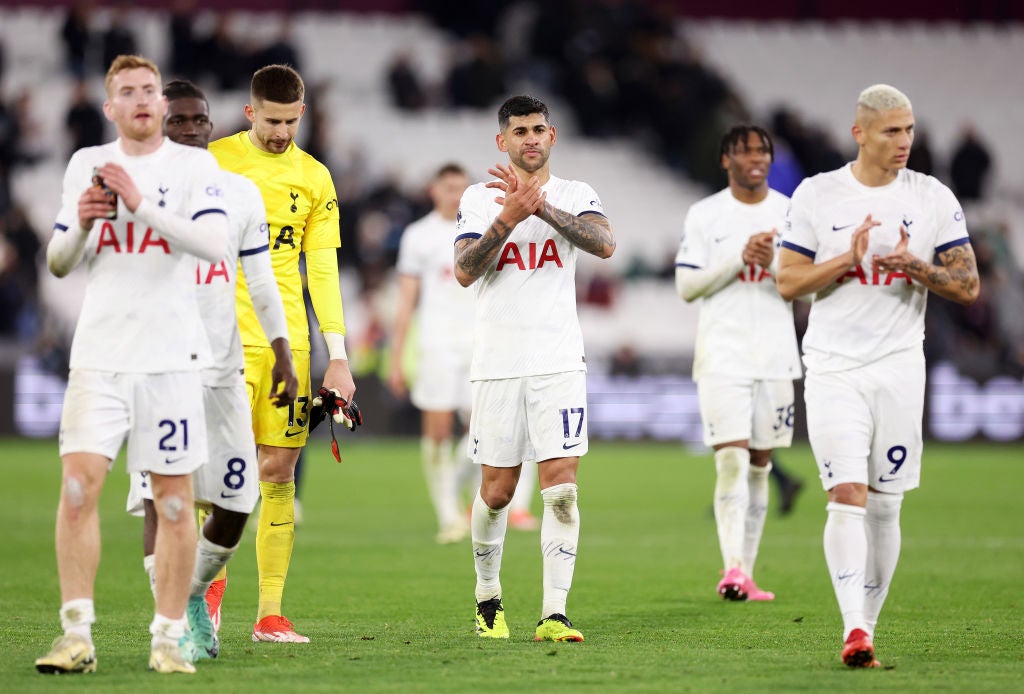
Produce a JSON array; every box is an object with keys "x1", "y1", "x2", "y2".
[
  {"x1": 535, "y1": 202, "x2": 616, "y2": 258},
  {"x1": 454, "y1": 217, "x2": 516, "y2": 286},
  {"x1": 908, "y1": 243, "x2": 980, "y2": 305}
]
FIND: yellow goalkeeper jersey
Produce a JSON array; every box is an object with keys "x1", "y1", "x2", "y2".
[{"x1": 209, "y1": 132, "x2": 342, "y2": 351}]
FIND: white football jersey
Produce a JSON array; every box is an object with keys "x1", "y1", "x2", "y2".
[
  {"x1": 782, "y1": 164, "x2": 969, "y2": 373},
  {"x1": 53, "y1": 138, "x2": 225, "y2": 372},
  {"x1": 396, "y1": 210, "x2": 474, "y2": 356},
  {"x1": 196, "y1": 170, "x2": 271, "y2": 386},
  {"x1": 456, "y1": 175, "x2": 604, "y2": 380},
  {"x1": 676, "y1": 188, "x2": 801, "y2": 381}
]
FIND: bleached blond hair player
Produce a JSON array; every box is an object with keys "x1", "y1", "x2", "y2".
[
  {"x1": 454, "y1": 95, "x2": 615, "y2": 643},
  {"x1": 777, "y1": 83, "x2": 979, "y2": 668},
  {"x1": 675, "y1": 125, "x2": 802, "y2": 604},
  {"x1": 36, "y1": 55, "x2": 228, "y2": 676}
]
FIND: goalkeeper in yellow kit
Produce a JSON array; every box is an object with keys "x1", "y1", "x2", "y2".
[{"x1": 209, "y1": 64, "x2": 357, "y2": 643}]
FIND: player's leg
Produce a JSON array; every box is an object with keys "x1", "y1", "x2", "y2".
[
  {"x1": 37, "y1": 370, "x2": 126, "y2": 675},
  {"x1": 147, "y1": 471, "x2": 198, "y2": 673},
  {"x1": 254, "y1": 444, "x2": 304, "y2": 641},
  {"x1": 508, "y1": 454, "x2": 540, "y2": 531},
  {"x1": 528, "y1": 371, "x2": 586, "y2": 642},
  {"x1": 468, "y1": 378, "x2": 528, "y2": 638},
  {"x1": 473, "y1": 464, "x2": 519, "y2": 637},
  {"x1": 421, "y1": 408, "x2": 466, "y2": 542},
  {"x1": 36, "y1": 451, "x2": 108, "y2": 674},
  {"x1": 130, "y1": 370, "x2": 207, "y2": 674},
  {"x1": 247, "y1": 346, "x2": 311, "y2": 643},
  {"x1": 769, "y1": 456, "x2": 803, "y2": 515},
  {"x1": 534, "y1": 456, "x2": 583, "y2": 642},
  {"x1": 125, "y1": 469, "x2": 159, "y2": 598},
  {"x1": 292, "y1": 449, "x2": 306, "y2": 524},
  {"x1": 863, "y1": 350, "x2": 923, "y2": 641},
  {"x1": 741, "y1": 379, "x2": 797, "y2": 600},
  {"x1": 186, "y1": 381, "x2": 259, "y2": 654},
  {"x1": 743, "y1": 450, "x2": 775, "y2": 601},
  {"x1": 806, "y1": 368, "x2": 876, "y2": 667},
  {"x1": 698, "y1": 376, "x2": 754, "y2": 600}
]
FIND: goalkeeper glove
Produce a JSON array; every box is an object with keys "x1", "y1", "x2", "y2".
[{"x1": 309, "y1": 387, "x2": 363, "y2": 462}]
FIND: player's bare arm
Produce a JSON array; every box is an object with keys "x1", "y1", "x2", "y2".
[
  {"x1": 535, "y1": 202, "x2": 616, "y2": 259},
  {"x1": 777, "y1": 215, "x2": 879, "y2": 300},
  {"x1": 455, "y1": 165, "x2": 543, "y2": 286},
  {"x1": 454, "y1": 219, "x2": 515, "y2": 286},
  {"x1": 873, "y1": 228, "x2": 980, "y2": 304},
  {"x1": 269, "y1": 337, "x2": 298, "y2": 407}
]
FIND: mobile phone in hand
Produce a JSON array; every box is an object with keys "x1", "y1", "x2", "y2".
[{"x1": 92, "y1": 167, "x2": 118, "y2": 220}]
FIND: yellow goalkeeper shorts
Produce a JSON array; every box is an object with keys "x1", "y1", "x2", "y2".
[{"x1": 245, "y1": 346, "x2": 311, "y2": 448}]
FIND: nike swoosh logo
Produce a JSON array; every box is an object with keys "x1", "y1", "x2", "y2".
[
  {"x1": 269, "y1": 521, "x2": 294, "y2": 527},
  {"x1": 713, "y1": 236, "x2": 727, "y2": 243},
  {"x1": 832, "y1": 224, "x2": 855, "y2": 231},
  {"x1": 220, "y1": 492, "x2": 240, "y2": 499},
  {"x1": 562, "y1": 442, "x2": 582, "y2": 450},
  {"x1": 165, "y1": 455, "x2": 186, "y2": 465},
  {"x1": 284, "y1": 429, "x2": 304, "y2": 437},
  {"x1": 877, "y1": 476, "x2": 898, "y2": 483}
]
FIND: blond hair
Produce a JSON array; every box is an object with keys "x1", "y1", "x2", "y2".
[
  {"x1": 857, "y1": 84, "x2": 912, "y2": 112},
  {"x1": 104, "y1": 55, "x2": 162, "y2": 96}
]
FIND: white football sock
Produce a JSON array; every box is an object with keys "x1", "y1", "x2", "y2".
[
  {"x1": 540, "y1": 483, "x2": 580, "y2": 618},
  {"x1": 421, "y1": 437, "x2": 460, "y2": 529},
  {"x1": 824, "y1": 502, "x2": 869, "y2": 639},
  {"x1": 510, "y1": 460, "x2": 536, "y2": 514},
  {"x1": 743, "y1": 462, "x2": 771, "y2": 577},
  {"x1": 60, "y1": 598, "x2": 95, "y2": 642},
  {"x1": 472, "y1": 492, "x2": 508, "y2": 602},
  {"x1": 149, "y1": 613, "x2": 187, "y2": 648},
  {"x1": 190, "y1": 536, "x2": 237, "y2": 597},
  {"x1": 864, "y1": 491, "x2": 903, "y2": 636},
  {"x1": 714, "y1": 447, "x2": 750, "y2": 571},
  {"x1": 143, "y1": 553, "x2": 157, "y2": 600}
]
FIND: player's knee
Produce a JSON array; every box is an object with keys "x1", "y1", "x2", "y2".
[
  {"x1": 158, "y1": 494, "x2": 187, "y2": 523},
  {"x1": 828, "y1": 482, "x2": 867, "y2": 507},
  {"x1": 714, "y1": 446, "x2": 750, "y2": 485},
  {"x1": 480, "y1": 484, "x2": 514, "y2": 510},
  {"x1": 62, "y1": 475, "x2": 87, "y2": 509}
]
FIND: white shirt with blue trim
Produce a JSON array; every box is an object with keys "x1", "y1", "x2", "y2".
[
  {"x1": 52, "y1": 139, "x2": 227, "y2": 373},
  {"x1": 782, "y1": 163, "x2": 969, "y2": 373},
  {"x1": 456, "y1": 175, "x2": 603, "y2": 380}
]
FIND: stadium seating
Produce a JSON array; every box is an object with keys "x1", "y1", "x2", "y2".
[{"x1": 2, "y1": 8, "x2": 1023, "y2": 363}]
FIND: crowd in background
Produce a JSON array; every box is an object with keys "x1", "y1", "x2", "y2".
[{"x1": 0, "y1": 1, "x2": 1019, "y2": 383}]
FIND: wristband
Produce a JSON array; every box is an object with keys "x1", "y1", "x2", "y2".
[{"x1": 324, "y1": 332, "x2": 348, "y2": 361}]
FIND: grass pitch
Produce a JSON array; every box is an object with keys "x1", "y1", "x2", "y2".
[{"x1": 2, "y1": 436, "x2": 1021, "y2": 692}]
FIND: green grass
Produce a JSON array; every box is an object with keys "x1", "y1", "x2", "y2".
[{"x1": 2, "y1": 437, "x2": 1021, "y2": 692}]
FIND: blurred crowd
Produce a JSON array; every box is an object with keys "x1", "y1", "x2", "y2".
[{"x1": 0, "y1": 1, "x2": 1020, "y2": 382}]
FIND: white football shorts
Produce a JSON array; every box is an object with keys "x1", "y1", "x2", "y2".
[
  {"x1": 697, "y1": 374, "x2": 795, "y2": 450},
  {"x1": 411, "y1": 347, "x2": 472, "y2": 412},
  {"x1": 804, "y1": 347, "x2": 925, "y2": 493},
  {"x1": 127, "y1": 379, "x2": 258, "y2": 515},
  {"x1": 60, "y1": 368, "x2": 207, "y2": 475},
  {"x1": 469, "y1": 370, "x2": 588, "y2": 468}
]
